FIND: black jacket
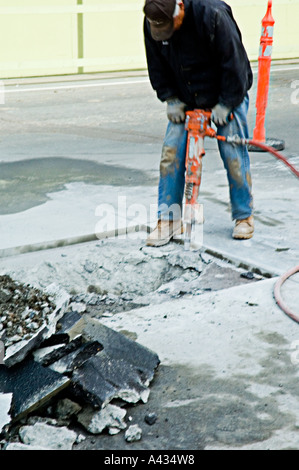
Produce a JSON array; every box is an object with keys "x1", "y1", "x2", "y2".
[{"x1": 143, "y1": 0, "x2": 253, "y2": 109}]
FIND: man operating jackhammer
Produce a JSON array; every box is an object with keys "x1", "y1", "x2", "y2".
[{"x1": 143, "y1": 0, "x2": 254, "y2": 247}]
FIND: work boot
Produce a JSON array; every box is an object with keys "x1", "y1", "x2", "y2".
[
  {"x1": 146, "y1": 219, "x2": 183, "y2": 247},
  {"x1": 233, "y1": 215, "x2": 254, "y2": 240}
]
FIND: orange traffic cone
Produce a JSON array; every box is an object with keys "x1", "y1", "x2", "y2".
[{"x1": 249, "y1": 0, "x2": 285, "y2": 151}]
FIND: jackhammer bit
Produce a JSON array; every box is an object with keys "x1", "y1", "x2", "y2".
[{"x1": 184, "y1": 110, "x2": 214, "y2": 250}]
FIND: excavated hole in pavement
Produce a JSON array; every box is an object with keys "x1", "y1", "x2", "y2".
[
  {"x1": 67, "y1": 240, "x2": 264, "y2": 320},
  {"x1": 0, "y1": 238, "x2": 264, "y2": 355},
  {"x1": 0, "y1": 238, "x2": 264, "y2": 322},
  {"x1": 0, "y1": 239, "x2": 262, "y2": 360}
]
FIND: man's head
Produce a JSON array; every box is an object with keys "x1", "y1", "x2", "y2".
[{"x1": 144, "y1": 0, "x2": 185, "y2": 41}]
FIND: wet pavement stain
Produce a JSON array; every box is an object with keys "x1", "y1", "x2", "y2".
[
  {"x1": 0, "y1": 157, "x2": 157, "y2": 215},
  {"x1": 76, "y1": 363, "x2": 291, "y2": 450}
]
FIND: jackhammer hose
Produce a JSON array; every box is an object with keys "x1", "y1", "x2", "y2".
[
  {"x1": 243, "y1": 141, "x2": 299, "y2": 322},
  {"x1": 216, "y1": 133, "x2": 299, "y2": 322},
  {"x1": 246, "y1": 141, "x2": 299, "y2": 322},
  {"x1": 274, "y1": 265, "x2": 299, "y2": 324},
  {"x1": 215, "y1": 135, "x2": 299, "y2": 178},
  {"x1": 247, "y1": 140, "x2": 299, "y2": 179}
]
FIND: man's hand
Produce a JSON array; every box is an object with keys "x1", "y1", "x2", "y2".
[
  {"x1": 211, "y1": 103, "x2": 232, "y2": 126},
  {"x1": 166, "y1": 98, "x2": 186, "y2": 123}
]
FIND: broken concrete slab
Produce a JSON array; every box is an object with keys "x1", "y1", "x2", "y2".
[
  {"x1": 4, "y1": 325, "x2": 51, "y2": 369},
  {"x1": 1, "y1": 308, "x2": 159, "y2": 429},
  {"x1": 32, "y1": 312, "x2": 103, "y2": 375},
  {"x1": 47, "y1": 340, "x2": 103, "y2": 375},
  {"x1": 83, "y1": 317, "x2": 160, "y2": 381},
  {"x1": 0, "y1": 393, "x2": 12, "y2": 434},
  {"x1": 36, "y1": 310, "x2": 85, "y2": 349},
  {"x1": 19, "y1": 422, "x2": 77, "y2": 450},
  {"x1": 71, "y1": 353, "x2": 151, "y2": 408},
  {"x1": 55, "y1": 310, "x2": 85, "y2": 341},
  {"x1": 33, "y1": 343, "x2": 69, "y2": 365},
  {"x1": 67, "y1": 317, "x2": 159, "y2": 408},
  {"x1": 0, "y1": 360, "x2": 70, "y2": 421},
  {"x1": 33, "y1": 335, "x2": 84, "y2": 367},
  {"x1": 0, "y1": 313, "x2": 159, "y2": 430},
  {"x1": 3, "y1": 282, "x2": 70, "y2": 368},
  {"x1": 0, "y1": 276, "x2": 160, "y2": 446}
]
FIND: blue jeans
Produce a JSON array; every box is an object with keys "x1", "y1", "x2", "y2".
[{"x1": 157, "y1": 94, "x2": 253, "y2": 221}]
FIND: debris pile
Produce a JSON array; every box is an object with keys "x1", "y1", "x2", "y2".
[
  {"x1": 0, "y1": 275, "x2": 160, "y2": 450},
  {"x1": 0, "y1": 275, "x2": 56, "y2": 353}
]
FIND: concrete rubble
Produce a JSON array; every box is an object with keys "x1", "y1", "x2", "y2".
[
  {"x1": 0, "y1": 237, "x2": 267, "y2": 450},
  {"x1": 1, "y1": 278, "x2": 70, "y2": 368},
  {"x1": 0, "y1": 274, "x2": 160, "y2": 450},
  {"x1": 125, "y1": 424, "x2": 143, "y2": 442},
  {"x1": 77, "y1": 404, "x2": 127, "y2": 435},
  {"x1": 18, "y1": 422, "x2": 78, "y2": 450}
]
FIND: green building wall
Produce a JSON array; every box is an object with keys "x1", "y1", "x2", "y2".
[{"x1": 0, "y1": 0, "x2": 298, "y2": 79}]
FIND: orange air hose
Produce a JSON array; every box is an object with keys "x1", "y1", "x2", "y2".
[{"x1": 274, "y1": 265, "x2": 299, "y2": 324}]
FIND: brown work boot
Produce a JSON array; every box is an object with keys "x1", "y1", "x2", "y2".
[
  {"x1": 233, "y1": 215, "x2": 254, "y2": 240},
  {"x1": 146, "y1": 219, "x2": 183, "y2": 247}
]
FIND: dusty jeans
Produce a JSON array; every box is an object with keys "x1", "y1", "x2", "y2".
[{"x1": 157, "y1": 94, "x2": 253, "y2": 221}]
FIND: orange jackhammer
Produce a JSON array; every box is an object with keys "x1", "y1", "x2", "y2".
[
  {"x1": 184, "y1": 109, "x2": 299, "y2": 250},
  {"x1": 184, "y1": 110, "x2": 214, "y2": 249}
]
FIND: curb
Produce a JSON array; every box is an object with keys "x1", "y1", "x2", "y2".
[
  {"x1": 0, "y1": 224, "x2": 150, "y2": 259},
  {"x1": 0, "y1": 224, "x2": 280, "y2": 279}
]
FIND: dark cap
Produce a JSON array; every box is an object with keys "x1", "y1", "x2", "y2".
[{"x1": 144, "y1": 0, "x2": 177, "y2": 41}]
